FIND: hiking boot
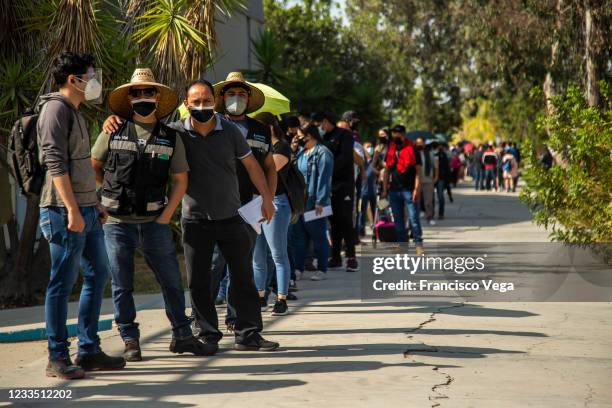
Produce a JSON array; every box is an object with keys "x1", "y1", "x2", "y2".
[
  {"x1": 75, "y1": 351, "x2": 126, "y2": 371},
  {"x1": 310, "y1": 271, "x2": 327, "y2": 281},
  {"x1": 123, "y1": 339, "x2": 142, "y2": 362},
  {"x1": 328, "y1": 257, "x2": 342, "y2": 269},
  {"x1": 346, "y1": 257, "x2": 359, "y2": 272},
  {"x1": 170, "y1": 335, "x2": 217, "y2": 356},
  {"x1": 234, "y1": 333, "x2": 279, "y2": 352},
  {"x1": 46, "y1": 356, "x2": 85, "y2": 380},
  {"x1": 271, "y1": 299, "x2": 288, "y2": 316}
]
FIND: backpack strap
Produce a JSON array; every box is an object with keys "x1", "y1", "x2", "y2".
[{"x1": 38, "y1": 96, "x2": 77, "y2": 174}]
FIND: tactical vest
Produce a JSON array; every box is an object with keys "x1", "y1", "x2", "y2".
[{"x1": 100, "y1": 121, "x2": 177, "y2": 216}]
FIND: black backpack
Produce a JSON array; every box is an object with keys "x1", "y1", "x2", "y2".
[
  {"x1": 279, "y1": 159, "x2": 307, "y2": 224},
  {"x1": 7, "y1": 97, "x2": 74, "y2": 196}
]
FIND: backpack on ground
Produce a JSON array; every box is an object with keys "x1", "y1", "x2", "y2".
[
  {"x1": 280, "y1": 159, "x2": 307, "y2": 224},
  {"x1": 6, "y1": 97, "x2": 74, "y2": 196}
]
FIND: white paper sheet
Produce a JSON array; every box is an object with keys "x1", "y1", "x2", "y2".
[
  {"x1": 303, "y1": 205, "x2": 333, "y2": 222},
  {"x1": 238, "y1": 196, "x2": 264, "y2": 234}
]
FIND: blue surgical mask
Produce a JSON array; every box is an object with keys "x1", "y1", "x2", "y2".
[
  {"x1": 367, "y1": 147, "x2": 374, "y2": 156},
  {"x1": 318, "y1": 126, "x2": 325, "y2": 137}
]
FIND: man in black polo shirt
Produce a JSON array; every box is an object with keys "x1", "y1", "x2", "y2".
[
  {"x1": 312, "y1": 112, "x2": 359, "y2": 273},
  {"x1": 176, "y1": 79, "x2": 278, "y2": 351}
]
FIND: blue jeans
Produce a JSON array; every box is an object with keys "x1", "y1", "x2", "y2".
[
  {"x1": 389, "y1": 190, "x2": 423, "y2": 244},
  {"x1": 217, "y1": 269, "x2": 229, "y2": 301},
  {"x1": 253, "y1": 194, "x2": 292, "y2": 296},
  {"x1": 358, "y1": 192, "x2": 377, "y2": 234},
  {"x1": 474, "y1": 167, "x2": 484, "y2": 190},
  {"x1": 104, "y1": 221, "x2": 191, "y2": 341},
  {"x1": 291, "y1": 215, "x2": 329, "y2": 273},
  {"x1": 40, "y1": 206, "x2": 110, "y2": 359}
]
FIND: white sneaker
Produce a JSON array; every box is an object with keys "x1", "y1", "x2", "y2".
[
  {"x1": 295, "y1": 270, "x2": 303, "y2": 281},
  {"x1": 310, "y1": 271, "x2": 327, "y2": 281},
  {"x1": 429, "y1": 220, "x2": 436, "y2": 226}
]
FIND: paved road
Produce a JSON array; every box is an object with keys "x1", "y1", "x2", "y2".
[{"x1": 1, "y1": 184, "x2": 611, "y2": 407}]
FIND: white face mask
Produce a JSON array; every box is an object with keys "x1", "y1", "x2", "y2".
[
  {"x1": 75, "y1": 68, "x2": 103, "y2": 102},
  {"x1": 225, "y1": 95, "x2": 248, "y2": 116}
]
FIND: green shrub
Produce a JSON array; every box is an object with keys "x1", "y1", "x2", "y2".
[{"x1": 521, "y1": 82, "x2": 611, "y2": 245}]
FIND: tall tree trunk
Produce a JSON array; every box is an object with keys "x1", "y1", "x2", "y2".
[
  {"x1": 584, "y1": 0, "x2": 600, "y2": 107},
  {"x1": 543, "y1": 0, "x2": 563, "y2": 114}
]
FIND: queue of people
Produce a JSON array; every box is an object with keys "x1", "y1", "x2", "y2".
[{"x1": 33, "y1": 51, "x2": 498, "y2": 380}]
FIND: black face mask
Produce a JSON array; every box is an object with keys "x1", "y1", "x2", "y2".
[
  {"x1": 379, "y1": 137, "x2": 389, "y2": 145},
  {"x1": 189, "y1": 107, "x2": 215, "y2": 123},
  {"x1": 132, "y1": 101, "x2": 157, "y2": 117},
  {"x1": 297, "y1": 137, "x2": 308, "y2": 147},
  {"x1": 393, "y1": 137, "x2": 404, "y2": 147}
]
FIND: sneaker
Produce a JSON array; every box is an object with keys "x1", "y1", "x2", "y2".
[
  {"x1": 310, "y1": 271, "x2": 327, "y2": 281},
  {"x1": 328, "y1": 257, "x2": 342, "y2": 269},
  {"x1": 271, "y1": 299, "x2": 288, "y2": 316},
  {"x1": 235, "y1": 333, "x2": 279, "y2": 352},
  {"x1": 429, "y1": 219, "x2": 436, "y2": 226},
  {"x1": 416, "y1": 245, "x2": 425, "y2": 256},
  {"x1": 295, "y1": 270, "x2": 303, "y2": 281},
  {"x1": 123, "y1": 339, "x2": 142, "y2": 362},
  {"x1": 170, "y1": 335, "x2": 217, "y2": 356},
  {"x1": 260, "y1": 296, "x2": 269, "y2": 311},
  {"x1": 346, "y1": 257, "x2": 359, "y2": 272},
  {"x1": 46, "y1": 356, "x2": 85, "y2": 380},
  {"x1": 289, "y1": 280, "x2": 298, "y2": 292},
  {"x1": 286, "y1": 292, "x2": 298, "y2": 301},
  {"x1": 75, "y1": 351, "x2": 126, "y2": 372}
]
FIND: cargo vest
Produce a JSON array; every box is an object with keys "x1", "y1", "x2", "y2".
[{"x1": 100, "y1": 120, "x2": 177, "y2": 216}]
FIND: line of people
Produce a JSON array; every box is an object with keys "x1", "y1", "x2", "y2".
[{"x1": 34, "y1": 52, "x2": 458, "y2": 381}]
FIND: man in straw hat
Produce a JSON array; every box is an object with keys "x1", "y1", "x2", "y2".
[
  {"x1": 205, "y1": 72, "x2": 277, "y2": 327},
  {"x1": 92, "y1": 68, "x2": 216, "y2": 360}
]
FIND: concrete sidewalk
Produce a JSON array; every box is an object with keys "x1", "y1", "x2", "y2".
[{"x1": 0, "y1": 183, "x2": 610, "y2": 407}]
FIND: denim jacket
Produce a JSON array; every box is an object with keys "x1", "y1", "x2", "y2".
[{"x1": 296, "y1": 143, "x2": 333, "y2": 210}]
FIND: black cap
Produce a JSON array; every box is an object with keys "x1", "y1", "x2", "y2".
[
  {"x1": 342, "y1": 110, "x2": 359, "y2": 122},
  {"x1": 391, "y1": 124, "x2": 406, "y2": 133},
  {"x1": 284, "y1": 116, "x2": 300, "y2": 128},
  {"x1": 311, "y1": 111, "x2": 334, "y2": 122}
]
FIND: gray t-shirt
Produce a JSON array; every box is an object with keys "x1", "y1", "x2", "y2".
[{"x1": 170, "y1": 114, "x2": 252, "y2": 220}]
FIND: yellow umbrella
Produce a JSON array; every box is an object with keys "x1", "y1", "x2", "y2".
[
  {"x1": 248, "y1": 83, "x2": 291, "y2": 118},
  {"x1": 178, "y1": 82, "x2": 291, "y2": 119}
]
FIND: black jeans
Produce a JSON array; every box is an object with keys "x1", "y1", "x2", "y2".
[
  {"x1": 182, "y1": 216, "x2": 262, "y2": 344},
  {"x1": 330, "y1": 192, "x2": 356, "y2": 259}
]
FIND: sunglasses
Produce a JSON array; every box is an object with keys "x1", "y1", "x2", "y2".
[{"x1": 128, "y1": 87, "x2": 157, "y2": 97}]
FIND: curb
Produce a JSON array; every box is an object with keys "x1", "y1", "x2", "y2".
[{"x1": 0, "y1": 297, "x2": 163, "y2": 343}]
